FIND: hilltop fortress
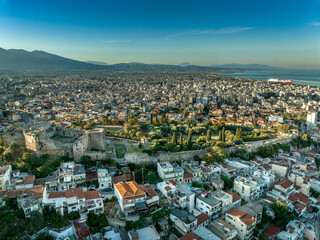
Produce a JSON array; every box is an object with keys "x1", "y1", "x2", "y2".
[{"x1": 3, "y1": 124, "x2": 107, "y2": 161}]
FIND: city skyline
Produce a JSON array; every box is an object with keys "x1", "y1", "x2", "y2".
[{"x1": 0, "y1": 0, "x2": 320, "y2": 69}]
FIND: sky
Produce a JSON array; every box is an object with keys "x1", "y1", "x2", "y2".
[{"x1": 0, "y1": 0, "x2": 320, "y2": 69}]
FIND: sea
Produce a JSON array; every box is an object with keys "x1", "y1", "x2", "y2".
[{"x1": 220, "y1": 69, "x2": 320, "y2": 88}]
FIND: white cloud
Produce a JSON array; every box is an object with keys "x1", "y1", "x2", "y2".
[
  {"x1": 160, "y1": 27, "x2": 254, "y2": 40},
  {"x1": 310, "y1": 21, "x2": 320, "y2": 26},
  {"x1": 99, "y1": 40, "x2": 131, "y2": 43}
]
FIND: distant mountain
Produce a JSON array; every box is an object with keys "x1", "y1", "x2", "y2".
[
  {"x1": 211, "y1": 63, "x2": 278, "y2": 70},
  {"x1": 85, "y1": 61, "x2": 108, "y2": 66},
  {"x1": 0, "y1": 48, "x2": 107, "y2": 70},
  {"x1": 0, "y1": 47, "x2": 279, "y2": 72},
  {"x1": 178, "y1": 62, "x2": 192, "y2": 67}
]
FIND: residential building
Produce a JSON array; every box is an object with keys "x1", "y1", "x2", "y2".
[
  {"x1": 196, "y1": 192, "x2": 222, "y2": 221},
  {"x1": 209, "y1": 219, "x2": 238, "y2": 240},
  {"x1": 0, "y1": 165, "x2": 12, "y2": 191},
  {"x1": 170, "y1": 209, "x2": 197, "y2": 235},
  {"x1": 233, "y1": 177, "x2": 260, "y2": 202},
  {"x1": 97, "y1": 168, "x2": 112, "y2": 190},
  {"x1": 157, "y1": 162, "x2": 184, "y2": 183},
  {"x1": 128, "y1": 225, "x2": 160, "y2": 240},
  {"x1": 114, "y1": 180, "x2": 147, "y2": 215}
]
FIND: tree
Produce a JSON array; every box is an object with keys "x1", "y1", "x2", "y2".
[
  {"x1": 222, "y1": 127, "x2": 226, "y2": 142},
  {"x1": 278, "y1": 123, "x2": 290, "y2": 133},
  {"x1": 232, "y1": 113, "x2": 237, "y2": 121},
  {"x1": 202, "y1": 146, "x2": 226, "y2": 164},
  {"x1": 179, "y1": 133, "x2": 184, "y2": 150},
  {"x1": 187, "y1": 132, "x2": 192, "y2": 149},
  {"x1": 235, "y1": 128, "x2": 242, "y2": 140},
  {"x1": 221, "y1": 176, "x2": 234, "y2": 190},
  {"x1": 28, "y1": 211, "x2": 44, "y2": 234},
  {"x1": 80, "y1": 155, "x2": 91, "y2": 166},
  {"x1": 218, "y1": 130, "x2": 222, "y2": 141},
  {"x1": 68, "y1": 211, "x2": 80, "y2": 220},
  {"x1": 192, "y1": 181, "x2": 202, "y2": 188},
  {"x1": 206, "y1": 129, "x2": 211, "y2": 142},
  {"x1": 171, "y1": 132, "x2": 177, "y2": 145},
  {"x1": 124, "y1": 116, "x2": 140, "y2": 135},
  {"x1": 149, "y1": 114, "x2": 153, "y2": 124}
]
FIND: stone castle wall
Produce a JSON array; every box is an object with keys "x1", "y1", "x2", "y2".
[
  {"x1": 3, "y1": 129, "x2": 26, "y2": 148},
  {"x1": 3, "y1": 126, "x2": 106, "y2": 160},
  {"x1": 124, "y1": 149, "x2": 209, "y2": 165}
]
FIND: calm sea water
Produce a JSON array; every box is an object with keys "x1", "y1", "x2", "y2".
[{"x1": 221, "y1": 69, "x2": 320, "y2": 88}]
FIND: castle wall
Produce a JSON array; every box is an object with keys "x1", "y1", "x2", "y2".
[
  {"x1": 55, "y1": 127, "x2": 84, "y2": 139},
  {"x1": 124, "y1": 149, "x2": 208, "y2": 165},
  {"x1": 88, "y1": 129, "x2": 105, "y2": 151},
  {"x1": 83, "y1": 151, "x2": 107, "y2": 160},
  {"x1": 73, "y1": 134, "x2": 90, "y2": 161},
  {"x1": 3, "y1": 129, "x2": 26, "y2": 148}
]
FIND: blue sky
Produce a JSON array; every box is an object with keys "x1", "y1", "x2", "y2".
[{"x1": 0, "y1": 0, "x2": 320, "y2": 69}]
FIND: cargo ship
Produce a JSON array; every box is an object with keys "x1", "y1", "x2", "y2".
[{"x1": 268, "y1": 78, "x2": 293, "y2": 84}]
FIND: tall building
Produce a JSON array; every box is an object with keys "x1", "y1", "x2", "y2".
[{"x1": 306, "y1": 111, "x2": 317, "y2": 125}]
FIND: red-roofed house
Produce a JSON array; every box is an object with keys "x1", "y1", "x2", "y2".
[{"x1": 264, "y1": 224, "x2": 281, "y2": 240}]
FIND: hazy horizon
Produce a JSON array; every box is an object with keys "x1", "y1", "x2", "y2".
[{"x1": 1, "y1": 0, "x2": 320, "y2": 70}]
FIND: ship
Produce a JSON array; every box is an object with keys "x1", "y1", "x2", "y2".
[{"x1": 268, "y1": 78, "x2": 293, "y2": 84}]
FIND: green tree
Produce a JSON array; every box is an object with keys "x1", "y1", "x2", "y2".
[
  {"x1": 171, "y1": 132, "x2": 177, "y2": 145},
  {"x1": 68, "y1": 211, "x2": 80, "y2": 220},
  {"x1": 187, "y1": 132, "x2": 192, "y2": 149},
  {"x1": 80, "y1": 155, "x2": 91, "y2": 166},
  {"x1": 232, "y1": 113, "x2": 237, "y2": 121},
  {"x1": 179, "y1": 133, "x2": 184, "y2": 150},
  {"x1": 206, "y1": 129, "x2": 211, "y2": 142},
  {"x1": 222, "y1": 127, "x2": 226, "y2": 142},
  {"x1": 218, "y1": 130, "x2": 222, "y2": 141}
]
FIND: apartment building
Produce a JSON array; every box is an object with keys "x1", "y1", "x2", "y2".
[
  {"x1": 157, "y1": 162, "x2": 184, "y2": 183},
  {"x1": 196, "y1": 192, "x2": 222, "y2": 221},
  {"x1": 234, "y1": 177, "x2": 260, "y2": 202},
  {"x1": 0, "y1": 165, "x2": 12, "y2": 191},
  {"x1": 114, "y1": 180, "x2": 147, "y2": 215}
]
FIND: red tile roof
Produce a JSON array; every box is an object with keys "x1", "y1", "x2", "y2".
[
  {"x1": 196, "y1": 213, "x2": 210, "y2": 226},
  {"x1": 179, "y1": 232, "x2": 201, "y2": 240},
  {"x1": 275, "y1": 179, "x2": 293, "y2": 189},
  {"x1": 264, "y1": 224, "x2": 281, "y2": 238}
]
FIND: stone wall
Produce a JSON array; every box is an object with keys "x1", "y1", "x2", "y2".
[
  {"x1": 83, "y1": 151, "x2": 107, "y2": 161},
  {"x1": 88, "y1": 128, "x2": 105, "y2": 151},
  {"x1": 3, "y1": 129, "x2": 26, "y2": 148},
  {"x1": 124, "y1": 149, "x2": 209, "y2": 165},
  {"x1": 73, "y1": 134, "x2": 90, "y2": 161}
]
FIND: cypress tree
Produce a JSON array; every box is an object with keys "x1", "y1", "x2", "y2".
[
  {"x1": 180, "y1": 133, "x2": 184, "y2": 150},
  {"x1": 150, "y1": 114, "x2": 153, "y2": 124},
  {"x1": 222, "y1": 127, "x2": 226, "y2": 142},
  {"x1": 218, "y1": 130, "x2": 222, "y2": 141},
  {"x1": 187, "y1": 132, "x2": 192, "y2": 149},
  {"x1": 206, "y1": 129, "x2": 211, "y2": 142},
  {"x1": 172, "y1": 132, "x2": 177, "y2": 145}
]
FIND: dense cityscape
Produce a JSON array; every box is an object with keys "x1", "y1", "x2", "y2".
[{"x1": 0, "y1": 72, "x2": 319, "y2": 240}]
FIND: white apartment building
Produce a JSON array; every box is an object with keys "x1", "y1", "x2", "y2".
[
  {"x1": 233, "y1": 177, "x2": 260, "y2": 202},
  {"x1": 97, "y1": 168, "x2": 112, "y2": 190},
  {"x1": 306, "y1": 111, "x2": 317, "y2": 125},
  {"x1": 225, "y1": 208, "x2": 257, "y2": 240},
  {"x1": 170, "y1": 209, "x2": 197, "y2": 235},
  {"x1": 0, "y1": 165, "x2": 12, "y2": 191},
  {"x1": 288, "y1": 171, "x2": 310, "y2": 196},
  {"x1": 212, "y1": 190, "x2": 233, "y2": 214},
  {"x1": 196, "y1": 192, "x2": 222, "y2": 221},
  {"x1": 44, "y1": 188, "x2": 103, "y2": 216},
  {"x1": 157, "y1": 162, "x2": 184, "y2": 183},
  {"x1": 175, "y1": 184, "x2": 195, "y2": 212}
]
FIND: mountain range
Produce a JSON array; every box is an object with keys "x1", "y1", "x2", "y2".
[{"x1": 0, "y1": 48, "x2": 278, "y2": 72}]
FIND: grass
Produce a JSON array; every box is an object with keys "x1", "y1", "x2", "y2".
[
  {"x1": 104, "y1": 126, "x2": 123, "y2": 132},
  {"x1": 114, "y1": 144, "x2": 127, "y2": 158}
]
